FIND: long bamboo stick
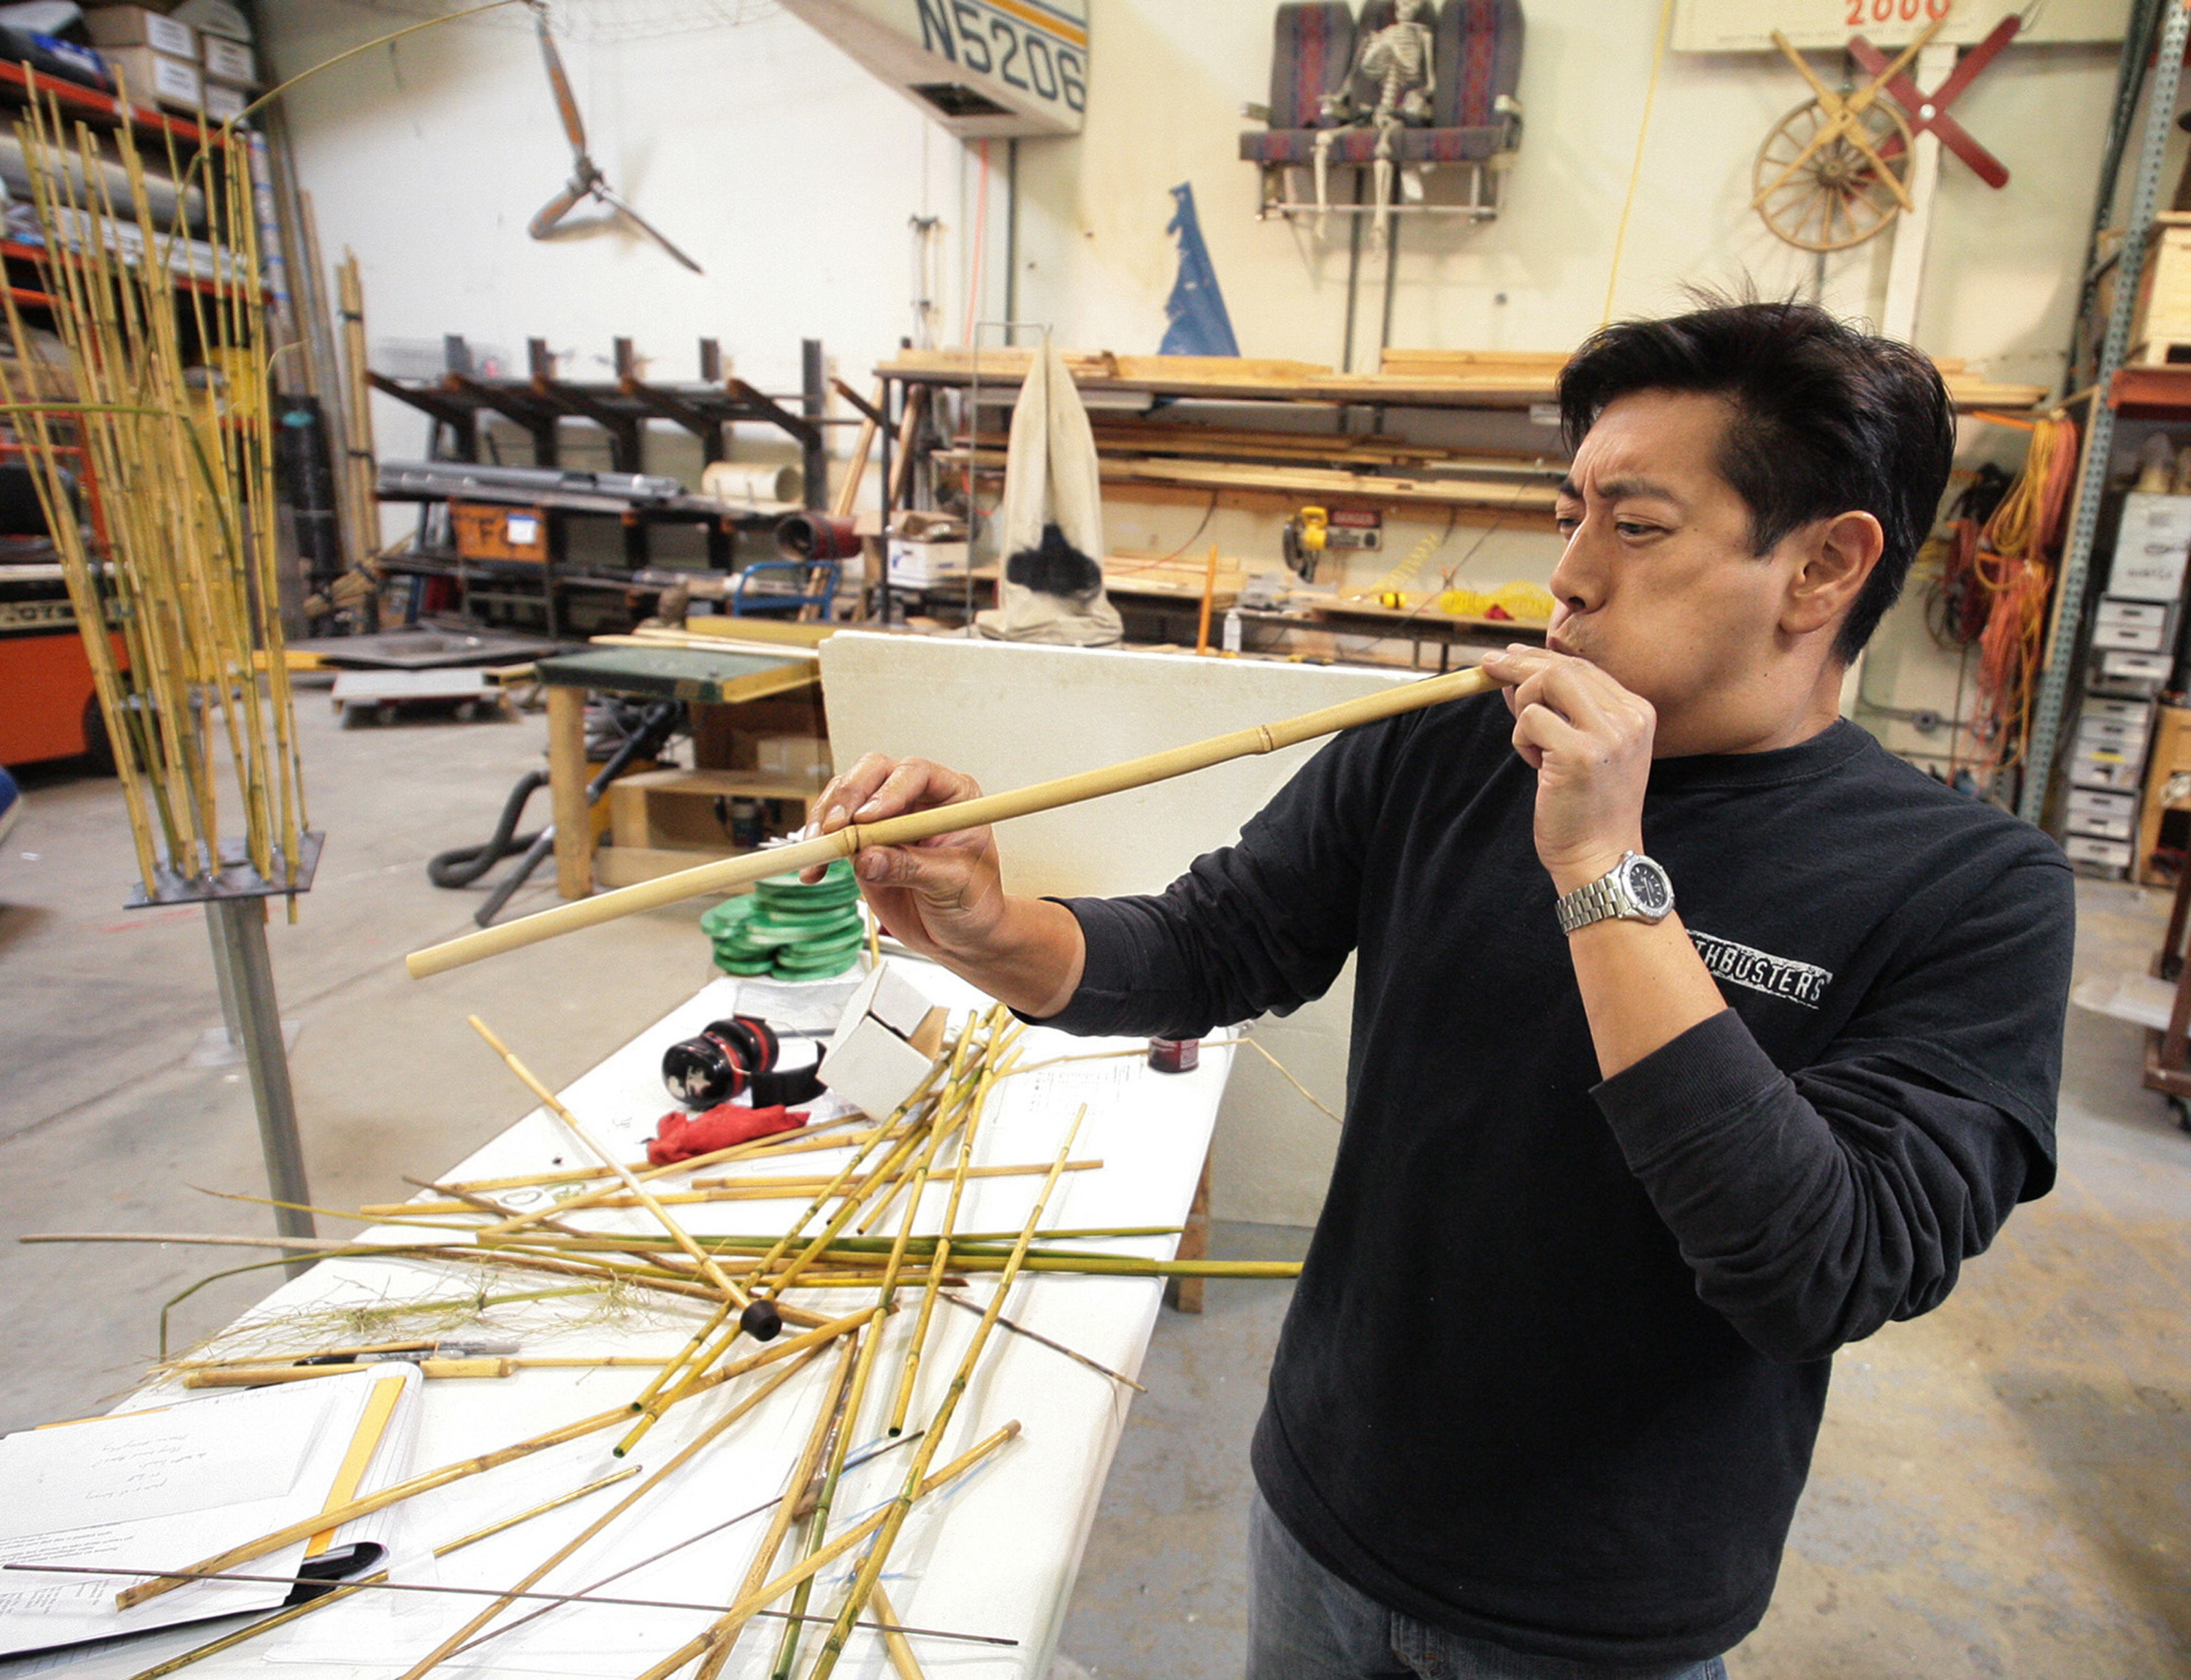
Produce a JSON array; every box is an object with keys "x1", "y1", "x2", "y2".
[
  {"x1": 386, "y1": 1342, "x2": 828, "y2": 1680},
  {"x1": 808, "y1": 1109, "x2": 1087, "y2": 1679},
  {"x1": 405, "y1": 664, "x2": 1498, "y2": 977},
  {"x1": 466, "y1": 1016, "x2": 750, "y2": 1311},
  {"x1": 695, "y1": 1335, "x2": 860, "y2": 1679},
  {"x1": 631, "y1": 1421, "x2": 1022, "y2": 1680}
]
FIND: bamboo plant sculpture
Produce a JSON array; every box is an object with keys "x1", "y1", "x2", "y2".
[{"x1": 0, "y1": 85, "x2": 306, "y2": 902}]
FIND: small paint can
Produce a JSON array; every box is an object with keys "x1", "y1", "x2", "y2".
[{"x1": 1147, "y1": 1037, "x2": 1199, "y2": 1074}]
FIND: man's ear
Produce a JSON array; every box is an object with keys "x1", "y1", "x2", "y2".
[{"x1": 1783, "y1": 511, "x2": 1884, "y2": 639}]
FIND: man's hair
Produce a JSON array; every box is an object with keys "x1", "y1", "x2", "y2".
[{"x1": 1557, "y1": 299, "x2": 1955, "y2": 662}]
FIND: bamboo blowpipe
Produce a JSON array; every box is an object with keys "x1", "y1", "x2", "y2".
[{"x1": 405, "y1": 664, "x2": 1499, "y2": 978}]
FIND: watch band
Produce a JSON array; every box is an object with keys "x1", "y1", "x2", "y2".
[
  {"x1": 1553, "y1": 851, "x2": 1672, "y2": 935},
  {"x1": 1555, "y1": 874, "x2": 1626, "y2": 935}
]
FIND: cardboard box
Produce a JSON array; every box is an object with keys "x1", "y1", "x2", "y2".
[
  {"x1": 820, "y1": 963, "x2": 947, "y2": 1120},
  {"x1": 2095, "y1": 649, "x2": 2172, "y2": 695},
  {"x1": 96, "y1": 45, "x2": 202, "y2": 112},
  {"x1": 200, "y1": 33, "x2": 253, "y2": 85},
  {"x1": 886, "y1": 537, "x2": 969, "y2": 590},
  {"x1": 2070, "y1": 740, "x2": 2144, "y2": 792},
  {"x1": 2065, "y1": 835, "x2": 2133, "y2": 874},
  {"x1": 2107, "y1": 493, "x2": 2191, "y2": 600},
  {"x1": 171, "y1": 1, "x2": 251, "y2": 42},
  {"x1": 202, "y1": 80, "x2": 246, "y2": 123},
  {"x1": 754, "y1": 733, "x2": 831, "y2": 782},
  {"x1": 450, "y1": 502, "x2": 547, "y2": 563},
  {"x1": 84, "y1": 6, "x2": 194, "y2": 58}
]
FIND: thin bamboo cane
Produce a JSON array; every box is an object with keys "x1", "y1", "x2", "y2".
[
  {"x1": 693, "y1": 1335, "x2": 860, "y2": 1680},
  {"x1": 466, "y1": 1016, "x2": 749, "y2": 1308},
  {"x1": 384, "y1": 1340, "x2": 829, "y2": 1680},
  {"x1": 114, "y1": 1306, "x2": 874, "y2": 1613},
  {"x1": 869, "y1": 1583, "x2": 930, "y2": 1680},
  {"x1": 454, "y1": 1159, "x2": 1103, "y2": 1210},
  {"x1": 126, "y1": 1569, "x2": 391, "y2": 1680},
  {"x1": 405, "y1": 663, "x2": 1501, "y2": 978},
  {"x1": 630, "y1": 1421, "x2": 1022, "y2": 1680},
  {"x1": 888, "y1": 1037, "x2": 1011, "y2": 1435},
  {"x1": 809, "y1": 1109, "x2": 1089, "y2": 1679},
  {"x1": 762, "y1": 1089, "x2": 960, "y2": 1680}
]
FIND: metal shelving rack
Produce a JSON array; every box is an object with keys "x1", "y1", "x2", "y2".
[{"x1": 2022, "y1": 0, "x2": 2190, "y2": 825}]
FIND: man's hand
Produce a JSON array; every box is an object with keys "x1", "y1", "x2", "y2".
[
  {"x1": 802, "y1": 753, "x2": 1086, "y2": 1018},
  {"x1": 1477, "y1": 644, "x2": 1656, "y2": 894},
  {"x1": 803, "y1": 753, "x2": 1004, "y2": 963}
]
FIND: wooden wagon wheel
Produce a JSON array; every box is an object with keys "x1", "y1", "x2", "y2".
[{"x1": 1753, "y1": 94, "x2": 1916, "y2": 252}]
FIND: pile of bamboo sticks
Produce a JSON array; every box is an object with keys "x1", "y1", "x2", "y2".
[
  {"x1": 26, "y1": 1008, "x2": 1288, "y2": 1679},
  {"x1": 0, "y1": 91, "x2": 305, "y2": 899}
]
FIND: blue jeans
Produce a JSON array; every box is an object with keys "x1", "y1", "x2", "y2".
[{"x1": 1247, "y1": 1491, "x2": 1730, "y2": 1680}]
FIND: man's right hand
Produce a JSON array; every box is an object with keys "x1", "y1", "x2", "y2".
[{"x1": 802, "y1": 753, "x2": 1086, "y2": 1018}]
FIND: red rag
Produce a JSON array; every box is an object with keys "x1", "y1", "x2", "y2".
[{"x1": 649, "y1": 1102, "x2": 803, "y2": 1166}]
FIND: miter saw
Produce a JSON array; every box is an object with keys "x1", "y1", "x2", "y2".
[{"x1": 525, "y1": 1, "x2": 703, "y2": 275}]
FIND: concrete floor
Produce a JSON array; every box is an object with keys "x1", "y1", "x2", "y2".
[{"x1": 3, "y1": 694, "x2": 2189, "y2": 1677}]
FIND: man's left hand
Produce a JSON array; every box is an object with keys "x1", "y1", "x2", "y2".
[{"x1": 1478, "y1": 644, "x2": 1656, "y2": 894}]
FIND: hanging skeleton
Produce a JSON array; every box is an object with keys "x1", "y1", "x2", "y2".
[
  {"x1": 1314, "y1": 0, "x2": 1435, "y2": 245},
  {"x1": 974, "y1": 339, "x2": 1122, "y2": 648}
]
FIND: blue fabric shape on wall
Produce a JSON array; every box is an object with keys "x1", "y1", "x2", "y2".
[{"x1": 1160, "y1": 183, "x2": 1241, "y2": 358}]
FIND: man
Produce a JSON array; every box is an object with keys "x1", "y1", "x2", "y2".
[{"x1": 806, "y1": 302, "x2": 2074, "y2": 1677}]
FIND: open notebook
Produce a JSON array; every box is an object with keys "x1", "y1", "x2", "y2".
[{"x1": 0, "y1": 1365, "x2": 420, "y2": 1657}]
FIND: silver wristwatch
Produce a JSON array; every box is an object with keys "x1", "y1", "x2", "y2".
[{"x1": 1554, "y1": 851, "x2": 1675, "y2": 935}]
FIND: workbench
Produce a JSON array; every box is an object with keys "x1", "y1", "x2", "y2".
[
  {"x1": 5, "y1": 962, "x2": 1233, "y2": 1679},
  {"x1": 533, "y1": 645, "x2": 820, "y2": 900}
]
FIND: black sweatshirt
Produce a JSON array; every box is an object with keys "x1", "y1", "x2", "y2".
[{"x1": 1041, "y1": 695, "x2": 2073, "y2": 1665}]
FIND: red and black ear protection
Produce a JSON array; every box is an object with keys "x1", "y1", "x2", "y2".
[{"x1": 661, "y1": 1015, "x2": 823, "y2": 1108}]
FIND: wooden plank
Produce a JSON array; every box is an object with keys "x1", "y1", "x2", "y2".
[
  {"x1": 882, "y1": 348, "x2": 2043, "y2": 415},
  {"x1": 547, "y1": 685, "x2": 591, "y2": 900}
]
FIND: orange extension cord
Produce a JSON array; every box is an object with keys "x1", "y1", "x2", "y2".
[{"x1": 1948, "y1": 415, "x2": 2079, "y2": 786}]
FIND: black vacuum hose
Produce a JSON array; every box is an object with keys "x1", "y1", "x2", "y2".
[{"x1": 428, "y1": 769, "x2": 550, "y2": 888}]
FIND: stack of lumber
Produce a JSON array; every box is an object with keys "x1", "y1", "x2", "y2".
[{"x1": 878, "y1": 345, "x2": 2049, "y2": 415}]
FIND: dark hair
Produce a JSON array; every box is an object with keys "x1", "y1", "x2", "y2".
[{"x1": 1557, "y1": 299, "x2": 1954, "y2": 662}]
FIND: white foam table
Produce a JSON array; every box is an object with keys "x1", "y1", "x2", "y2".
[{"x1": 4, "y1": 962, "x2": 1231, "y2": 1680}]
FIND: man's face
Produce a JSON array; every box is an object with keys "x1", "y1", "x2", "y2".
[{"x1": 1548, "y1": 389, "x2": 1816, "y2": 734}]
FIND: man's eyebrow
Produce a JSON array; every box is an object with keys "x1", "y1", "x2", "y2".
[
  {"x1": 1592, "y1": 475, "x2": 1684, "y2": 505},
  {"x1": 1557, "y1": 475, "x2": 1581, "y2": 500}
]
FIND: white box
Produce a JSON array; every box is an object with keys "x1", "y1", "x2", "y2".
[
  {"x1": 2108, "y1": 492, "x2": 2191, "y2": 601},
  {"x1": 2069, "y1": 787, "x2": 2138, "y2": 821},
  {"x1": 2084, "y1": 697, "x2": 2155, "y2": 727},
  {"x1": 819, "y1": 962, "x2": 947, "y2": 1120},
  {"x1": 2065, "y1": 809, "x2": 2135, "y2": 841},
  {"x1": 200, "y1": 34, "x2": 253, "y2": 85},
  {"x1": 2093, "y1": 619, "x2": 2169, "y2": 651},
  {"x1": 2098, "y1": 597, "x2": 2171, "y2": 628},
  {"x1": 84, "y1": 6, "x2": 195, "y2": 58},
  {"x1": 99, "y1": 45, "x2": 202, "y2": 112},
  {"x1": 2065, "y1": 835, "x2": 2133, "y2": 871},
  {"x1": 2070, "y1": 743, "x2": 2144, "y2": 791},
  {"x1": 886, "y1": 537, "x2": 970, "y2": 590},
  {"x1": 2077, "y1": 713, "x2": 2149, "y2": 747},
  {"x1": 171, "y1": 1, "x2": 251, "y2": 42},
  {"x1": 201, "y1": 80, "x2": 246, "y2": 123},
  {"x1": 2098, "y1": 650, "x2": 2173, "y2": 689}
]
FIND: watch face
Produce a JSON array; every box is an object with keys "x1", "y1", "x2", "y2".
[{"x1": 1622, "y1": 856, "x2": 1672, "y2": 916}]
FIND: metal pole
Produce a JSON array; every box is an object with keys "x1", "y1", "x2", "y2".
[
  {"x1": 205, "y1": 897, "x2": 316, "y2": 1276},
  {"x1": 203, "y1": 907, "x2": 246, "y2": 1053},
  {"x1": 2020, "y1": 0, "x2": 2191, "y2": 826}
]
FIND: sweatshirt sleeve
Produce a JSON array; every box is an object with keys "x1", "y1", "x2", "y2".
[
  {"x1": 1034, "y1": 713, "x2": 1410, "y2": 1039},
  {"x1": 1589, "y1": 856, "x2": 2073, "y2": 1365}
]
